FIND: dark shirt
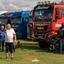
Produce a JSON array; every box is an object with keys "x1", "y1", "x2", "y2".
[{"x1": 0, "y1": 29, "x2": 5, "y2": 42}]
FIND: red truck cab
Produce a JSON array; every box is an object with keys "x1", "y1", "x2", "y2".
[{"x1": 29, "y1": 3, "x2": 64, "y2": 48}]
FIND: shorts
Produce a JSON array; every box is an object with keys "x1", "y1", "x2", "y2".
[{"x1": 5, "y1": 42, "x2": 14, "y2": 53}]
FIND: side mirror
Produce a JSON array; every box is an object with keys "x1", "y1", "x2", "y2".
[{"x1": 28, "y1": 23, "x2": 33, "y2": 28}]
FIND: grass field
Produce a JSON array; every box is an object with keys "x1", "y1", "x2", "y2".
[{"x1": 0, "y1": 40, "x2": 64, "y2": 64}]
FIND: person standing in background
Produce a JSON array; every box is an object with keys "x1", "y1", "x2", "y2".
[
  {"x1": 0, "y1": 25, "x2": 5, "y2": 52},
  {"x1": 5, "y1": 23, "x2": 17, "y2": 59}
]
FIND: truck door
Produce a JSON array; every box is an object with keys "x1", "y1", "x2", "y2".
[
  {"x1": 21, "y1": 11, "x2": 30, "y2": 39},
  {"x1": 21, "y1": 17, "x2": 29, "y2": 39},
  {"x1": 52, "y1": 8, "x2": 62, "y2": 31}
]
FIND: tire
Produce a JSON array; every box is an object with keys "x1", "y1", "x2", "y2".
[
  {"x1": 38, "y1": 41, "x2": 49, "y2": 48},
  {"x1": 38, "y1": 41, "x2": 44, "y2": 48}
]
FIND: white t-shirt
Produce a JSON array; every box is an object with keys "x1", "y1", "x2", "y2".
[{"x1": 5, "y1": 28, "x2": 15, "y2": 43}]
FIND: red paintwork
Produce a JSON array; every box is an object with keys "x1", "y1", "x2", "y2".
[
  {"x1": 52, "y1": 4, "x2": 64, "y2": 33},
  {"x1": 52, "y1": 18, "x2": 64, "y2": 31}
]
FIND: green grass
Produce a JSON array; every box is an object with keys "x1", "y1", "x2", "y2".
[{"x1": 0, "y1": 40, "x2": 64, "y2": 64}]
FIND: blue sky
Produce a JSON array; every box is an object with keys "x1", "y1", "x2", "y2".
[{"x1": 0, "y1": 0, "x2": 62, "y2": 11}]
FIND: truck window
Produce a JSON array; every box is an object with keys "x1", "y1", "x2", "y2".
[
  {"x1": 33, "y1": 5, "x2": 53, "y2": 22},
  {"x1": 55, "y1": 8, "x2": 58, "y2": 20},
  {"x1": 62, "y1": 9, "x2": 64, "y2": 17},
  {"x1": 34, "y1": 9, "x2": 52, "y2": 21},
  {"x1": 55, "y1": 8, "x2": 63, "y2": 20}
]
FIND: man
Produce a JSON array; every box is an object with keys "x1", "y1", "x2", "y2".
[
  {"x1": 0, "y1": 25, "x2": 5, "y2": 52},
  {"x1": 5, "y1": 23, "x2": 17, "y2": 59}
]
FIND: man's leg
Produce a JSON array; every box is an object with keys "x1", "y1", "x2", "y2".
[
  {"x1": 11, "y1": 53, "x2": 14, "y2": 59},
  {"x1": 9, "y1": 43, "x2": 14, "y2": 59},
  {"x1": 2, "y1": 42, "x2": 4, "y2": 52},
  {"x1": 6, "y1": 53, "x2": 9, "y2": 59},
  {"x1": 5, "y1": 43, "x2": 9, "y2": 58},
  {"x1": 13, "y1": 45, "x2": 15, "y2": 52},
  {"x1": 0, "y1": 43, "x2": 1, "y2": 50}
]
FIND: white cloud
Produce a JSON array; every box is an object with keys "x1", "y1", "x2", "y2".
[
  {"x1": 0, "y1": 0, "x2": 62, "y2": 11},
  {"x1": 9, "y1": 4, "x2": 20, "y2": 10}
]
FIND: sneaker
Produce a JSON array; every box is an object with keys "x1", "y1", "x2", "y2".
[
  {"x1": 11, "y1": 56, "x2": 14, "y2": 59},
  {"x1": 11, "y1": 54, "x2": 14, "y2": 59},
  {"x1": 6, "y1": 53, "x2": 9, "y2": 59}
]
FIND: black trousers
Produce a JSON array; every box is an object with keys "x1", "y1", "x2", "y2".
[
  {"x1": 0, "y1": 41, "x2": 4, "y2": 51},
  {"x1": 5, "y1": 43, "x2": 14, "y2": 53},
  {"x1": 2, "y1": 43, "x2": 4, "y2": 51}
]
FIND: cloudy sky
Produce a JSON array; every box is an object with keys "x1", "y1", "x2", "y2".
[{"x1": 0, "y1": 0, "x2": 62, "y2": 12}]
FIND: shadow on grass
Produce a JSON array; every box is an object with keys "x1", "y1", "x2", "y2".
[
  {"x1": 19, "y1": 43, "x2": 49, "y2": 53},
  {"x1": 18, "y1": 43, "x2": 64, "y2": 54}
]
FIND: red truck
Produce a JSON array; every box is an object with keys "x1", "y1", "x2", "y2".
[{"x1": 29, "y1": 2, "x2": 64, "y2": 48}]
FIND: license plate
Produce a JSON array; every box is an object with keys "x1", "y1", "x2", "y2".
[
  {"x1": 37, "y1": 27, "x2": 44, "y2": 30},
  {"x1": 38, "y1": 36, "x2": 42, "y2": 39}
]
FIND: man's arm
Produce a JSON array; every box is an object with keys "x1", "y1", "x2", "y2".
[
  {"x1": 13, "y1": 32, "x2": 17, "y2": 41},
  {"x1": 13, "y1": 29, "x2": 17, "y2": 45}
]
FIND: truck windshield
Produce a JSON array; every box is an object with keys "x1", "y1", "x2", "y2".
[{"x1": 33, "y1": 6, "x2": 53, "y2": 22}]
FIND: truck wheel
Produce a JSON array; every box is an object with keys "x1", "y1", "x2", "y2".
[
  {"x1": 38, "y1": 41, "x2": 44, "y2": 48},
  {"x1": 38, "y1": 41, "x2": 48, "y2": 48}
]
